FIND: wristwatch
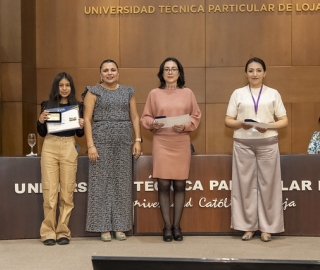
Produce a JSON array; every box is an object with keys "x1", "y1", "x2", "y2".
[{"x1": 135, "y1": 138, "x2": 143, "y2": 142}]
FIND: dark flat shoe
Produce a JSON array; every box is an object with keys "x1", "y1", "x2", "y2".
[
  {"x1": 43, "y1": 239, "x2": 56, "y2": 246},
  {"x1": 57, "y1": 237, "x2": 70, "y2": 245},
  {"x1": 163, "y1": 228, "x2": 173, "y2": 242},
  {"x1": 173, "y1": 228, "x2": 183, "y2": 241}
]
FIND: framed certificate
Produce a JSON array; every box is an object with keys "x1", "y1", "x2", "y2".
[{"x1": 46, "y1": 105, "x2": 80, "y2": 133}]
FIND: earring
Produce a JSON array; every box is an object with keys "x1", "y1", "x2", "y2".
[{"x1": 100, "y1": 77, "x2": 104, "y2": 83}]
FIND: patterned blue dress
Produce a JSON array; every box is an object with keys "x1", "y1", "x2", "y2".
[{"x1": 82, "y1": 84, "x2": 134, "y2": 232}]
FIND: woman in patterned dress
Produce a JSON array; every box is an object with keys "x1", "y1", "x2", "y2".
[
  {"x1": 141, "y1": 57, "x2": 201, "y2": 242},
  {"x1": 83, "y1": 59, "x2": 142, "y2": 242}
]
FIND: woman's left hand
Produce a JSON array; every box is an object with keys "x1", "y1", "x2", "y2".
[
  {"x1": 173, "y1": 124, "x2": 185, "y2": 133},
  {"x1": 78, "y1": 118, "x2": 84, "y2": 129},
  {"x1": 132, "y1": 142, "x2": 142, "y2": 159}
]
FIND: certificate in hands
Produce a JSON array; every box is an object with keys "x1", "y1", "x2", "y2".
[
  {"x1": 244, "y1": 119, "x2": 271, "y2": 129},
  {"x1": 155, "y1": 114, "x2": 190, "y2": 128},
  {"x1": 46, "y1": 105, "x2": 80, "y2": 134}
]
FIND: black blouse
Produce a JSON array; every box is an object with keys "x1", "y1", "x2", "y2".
[{"x1": 37, "y1": 101, "x2": 84, "y2": 138}]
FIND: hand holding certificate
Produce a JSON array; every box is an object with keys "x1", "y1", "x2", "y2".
[
  {"x1": 46, "y1": 105, "x2": 80, "y2": 133},
  {"x1": 244, "y1": 119, "x2": 271, "y2": 129},
  {"x1": 155, "y1": 114, "x2": 190, "y2": 128}
]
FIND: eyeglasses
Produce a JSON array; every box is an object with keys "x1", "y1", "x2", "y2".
[{"x1": 163, "y1": 68, "x2": 179, "y2": 74}]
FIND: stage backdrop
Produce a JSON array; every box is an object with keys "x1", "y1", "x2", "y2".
[
  {"x1": 1, "y1": 154, "x2": 319, "y2": 240},
  {"x1": 1, "y1": 0, "x2": 320, "y2": 157}
]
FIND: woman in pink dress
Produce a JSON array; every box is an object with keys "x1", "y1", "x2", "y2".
[{"x1": 141, "y1": 57, "x2": 201, "y2": 242}]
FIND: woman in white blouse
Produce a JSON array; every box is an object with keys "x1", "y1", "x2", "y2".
[{"x1": 225, "y1": 57, "x2": 288, "y2": 242}]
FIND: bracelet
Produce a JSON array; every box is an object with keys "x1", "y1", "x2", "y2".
[{"x1": 88, "y1": 144, "x2": 95, "y2": 149}]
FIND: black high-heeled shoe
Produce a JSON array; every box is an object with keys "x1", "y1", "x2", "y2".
[
  {"x1": 163, "y1": 228, "x2": 173, "y2": 242},
  {"x1": 172, "y1": 227, "x2": 183, "y2": 241}
]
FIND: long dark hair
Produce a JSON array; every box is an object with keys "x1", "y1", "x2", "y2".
[
  {"x1": 157, "y1": 57, "x2": 185, "y2": 89},
  {"x1": 47, "y1": 72, "x2": 79, "y2": 108},
  {"x1": 245, "y1": 57, "x2": 266, "y2": 72}
]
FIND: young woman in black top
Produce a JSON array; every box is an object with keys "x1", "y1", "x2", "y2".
[{"x1": 37, "y1": 72, "x2": 84, "y2": 246}]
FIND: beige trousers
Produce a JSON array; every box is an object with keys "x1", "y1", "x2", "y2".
[
  {"x1": 40, "y1": 134, "x2": 78, "y2": 241},
  {"x1": 231, "y1": 136, "x2": 284, "y2": 233}
]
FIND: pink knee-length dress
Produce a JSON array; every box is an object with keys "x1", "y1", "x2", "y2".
[{"x1": 141, "y1": 87, "x2": 201, "y2": 180}]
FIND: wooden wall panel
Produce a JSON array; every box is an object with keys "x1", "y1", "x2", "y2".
[
  {"x1": 266, "y1": 67, "x2": 320, "y2": 103},
  {"x1": 119, "y1": 0, "x2": 206, "y2": 68},
  {"x1": 36, "y1": 0, "x2": 120, "y2": 68},
  {"x1": 185, "y1": 68, "x2": 206, "y2": 103},
  {"x1": 278, "y1": 102, "x2": 292, "y2": 154},
  {"x1": 21, "y1": 0, "x2": 37, "y2": 156},
  {"x1": 0, "y1": 0, "x2": 21, "y2": 62},
  {"x1": 206, "y1": 67, "x2": 246, "y2": 104},
  {"x1": 1, "y1": 102, "x2": 23, "y2": 155},
  {"x1": 21, "y1": 0, "x2": 36, "y2": 67},
  {"x1": 1, "y1": 63, "x2": 22, "y2": 101},
  {"x1": 206, "y1": 0, "x2": 292, "y2": 67},
  {"x1": 22, "y1": 64, "x2": 37, "y2": 104},
  {"x1": 292, "y1": 0, "x2": 320, "y2": 65},
  {"x1": 1, "y1": 0, "x2": 22, "y2": 156},
  {"x1": 118, "y1": 68, "x2": 161, "y2": 104},
  {"x1": 291, "y1": 102, "x2": 320, "y2": 154},
  {"x1": 206, "y1": 104, "x2": 233, "y2": 154}
]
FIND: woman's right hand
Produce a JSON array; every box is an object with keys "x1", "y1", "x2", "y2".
[
  {"x1": 39, "y1": 110, "x2": 50, "y2": 124},
  {"x1": 152, "y1": 120, "x2": 164, "y2": 130},
  {"x1": 88, "y1": 146, "x2": 99, "y2": 162}
]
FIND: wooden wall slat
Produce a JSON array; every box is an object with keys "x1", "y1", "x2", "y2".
[
  {"x1": 206, "y1": 104, "x2": 233, "y2": 154},
  {"x1": 119, "y1": 0, "x2": 206, "y2": 68},
  {"x1": 0, "y1": 0, "x2": 21, "y2": 62},
  {"x1": 292, "y1": 3, "x2": 320, "y2": 65},
  {"x1": 36, "y1": 0, "x2": 120, "y2": 68},
  {"x1": 1, "y1": 63, "x2": 22, "y2": 101},
  {"x1": 206, "y1": 0, "x2": 292, "y2": 67},
  {"x1": 1, "y1": 103, "x2": 23, "y2": 155}
]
